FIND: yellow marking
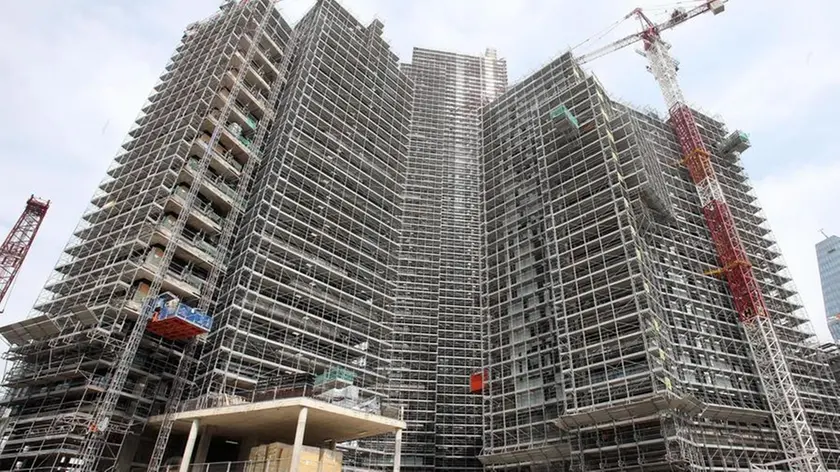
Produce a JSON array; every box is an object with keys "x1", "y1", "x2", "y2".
[{"x1": 703, "y1": 259, "x2": 751, "y2": 278}]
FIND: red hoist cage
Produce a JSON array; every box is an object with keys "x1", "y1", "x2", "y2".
[{"x1": 0, "y1": 195, "x2": 50, "y2": 308}]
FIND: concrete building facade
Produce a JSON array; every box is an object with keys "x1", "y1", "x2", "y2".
[{"x1": 817, "y1": 235, "x2": 840, "y2": 341}]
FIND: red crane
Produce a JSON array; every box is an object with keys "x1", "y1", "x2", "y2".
[
  {"x1": 578, "y1": 2, "x2": 826, "y2": 470},
  {"x1": 0, "y1": 195, "x2": 50, "y2": 309}
]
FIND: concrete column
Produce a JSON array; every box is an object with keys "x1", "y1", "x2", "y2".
[
  {"x1": 393, "y1": 428, "x2": 402, "y2": 472},
  {"x1": 192, "y1": 426, "x2": 214, "y2": 469},
  {"x1": 115, "y1": 435, "x2": 140, "y2": 472},
  {"x1": 289, "y1": 407, "x2": 309, "y2": 472},
  {"x1": 178, "y1": 419, "x2": 201, "y2": 472}
]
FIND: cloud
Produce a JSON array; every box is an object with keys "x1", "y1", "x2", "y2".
[
  {"x1": 0, "y1": 0, "x2": 837, "y2": 348},
  {"x1": 753, "y1": 160, "x2": 840, "y2": 342}
]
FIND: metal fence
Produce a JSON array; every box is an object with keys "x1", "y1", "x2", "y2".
[{"x1": 178, "y1": 376, "x2": 403, "y2": 422}]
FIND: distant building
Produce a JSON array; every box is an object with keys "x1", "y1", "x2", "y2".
[
  {"x1": 821, "y1": 343, "x2": 840, "y2": 385},
  {"x1": 817, "y1": 235, "x2": 840, "y2": 341}
]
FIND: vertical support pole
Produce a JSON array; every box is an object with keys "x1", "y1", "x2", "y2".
[
  {"x1": 393, "y1": 428, "x2": 403, "y2": 472},
  {"x1": 178, "y1": 419, "x2": 201, "y2": 472},
  {"x1": 192, "y1": 425, "x2": 214, "y2": 468},
  {"x1": 289, "y1": 407, "x2": 308, "y2": 472}
]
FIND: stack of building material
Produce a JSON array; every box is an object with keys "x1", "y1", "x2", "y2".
[
  {"x1": 319, "y1": 449, "x2": 342, "y2": 472},
  {"x1": 246, "y1": 442, "x2": 342, "y2": 472},
  {"x1": 264, "y1": 442, "x2": 290, "y2": 472},
  {"x1": 279, "y1": 445, "x2": 320, "y2": 472},
  {"x1": 246, "y1": 444, "x2": 267, "y2": 472}
]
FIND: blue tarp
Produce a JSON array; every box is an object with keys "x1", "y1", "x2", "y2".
[{"x1": 156, "y1": 296, "x2": 213, "y2": 332}]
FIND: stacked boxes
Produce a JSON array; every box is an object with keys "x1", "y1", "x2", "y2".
[
  {"x1": 319, "y1": 449, "x2": 343, "y2": 472},
  {"x1": 265, "y1": 442, "x2": 291, "y2": 472},
  {"x1": 280, "y1": 446, "x2": 320, "y2": 472},
  {"x1": 246, "y1": 445, "x2": 267, "y2": 472},
  {"x1": 246, "y1": 442, "x2": 342, "y2": 472}
]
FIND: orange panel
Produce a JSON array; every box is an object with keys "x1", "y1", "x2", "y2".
[
  {"x1": 470, "y1": 370, "x2": 485, "y2": 393},
  {"x1": 147, "y1": 317, "x2": 205, "y2": 340}
]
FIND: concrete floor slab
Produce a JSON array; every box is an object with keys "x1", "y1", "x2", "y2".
[{"x1": 148, "y1": 396, "x2": 405, "y2": 446}]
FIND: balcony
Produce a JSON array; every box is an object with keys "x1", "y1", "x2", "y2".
[
  {"x1": 231, "y1": 50, "x2": 274, "y2": 92},
  {"x1": 136, "y1": 248, "x2": 207, "y2": 300},
  {"x1": 209, "y1": 100, "x2": 261, "y2": 138},
  {"x1": 256, "y1": 28, "x2": 284, "y2": 58},
  {"x1": 168, "y1": 185, "x2": 225, "y2": 234},
  {"x1": 240, "y1": 31, "x2": 283, "y2": 68},
  {"x1": 195, "y1": 130, "x2": 245, "y2": 178},
  {"x1": 222, "y1": 68, "x2": 271, "y2": 111},
  {"x1": 155, "y1": 214, "x2": 219, "y2": 268},
  {"x1": 183, "y1": 156, "x2": 240, "y2": 209},
  {"x1": 204, "y1": 111, "x2": 256, "y2": 162}
]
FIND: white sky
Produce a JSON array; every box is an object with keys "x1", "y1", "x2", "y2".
[{"x1": 0, "y1": 0, "x2": 838, "y2": 342}]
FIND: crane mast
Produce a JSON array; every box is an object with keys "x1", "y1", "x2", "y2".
[
  {"x1": 580, "y1": 2, "x2": 826, "y2": 470},
  {"x1": 0, "y1": 196, "x2": 50, "y2": 308}
]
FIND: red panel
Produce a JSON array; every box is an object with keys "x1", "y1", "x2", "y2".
[
  {"x1": 669, "y1": 105, "x2": 769, "y2": 324},
  {"x1": 147, "y1": 316, "x2": 206, "y2": 340},
  {"x1": 470, "y1": 370, "x2": 485, "y2": 393}
]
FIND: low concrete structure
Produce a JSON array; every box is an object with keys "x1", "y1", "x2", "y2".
[{"x1": 147, "y1": 396, "x2": 406, "y2": 472}]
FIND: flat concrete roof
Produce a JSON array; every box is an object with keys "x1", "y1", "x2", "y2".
[
  {"x1": 148, "y1": 396, "x2": 405, "y2": 445},
  {"x1": 554, "y1": 392, "x2": 703, "y2": 430}
]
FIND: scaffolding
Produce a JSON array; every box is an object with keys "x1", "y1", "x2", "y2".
[
  {"x1": 4, "y1": 1, "x2": 840, "y2": 471},
  {"x1": 0, "y1": 0, "x2": 291, "y2": 470},
  {"x1": 387, "y1": 47, "x2": 507, "y2": 472},
  {"x1": 478, "y1": 52, "x2": 840, "y2": 471},
  {"x1": 149, "y1": 1, "x2": 413, "y2": 470}
]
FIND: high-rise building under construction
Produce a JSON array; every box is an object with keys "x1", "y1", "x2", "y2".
[
  {"x1": 0, "y1": 1, "x2": 293, "y2": 470},
  {"x1": 2, "y1": 1, "x2": 840, "y2": 472},
  {"x1": 393, "y1": 48, "x2": 506, "y2": 471},
  {"x1": 0, "y1": 0, "x2": 411, "y2": 470},
  {"x1": 477, "y1": 53, "x2": 840, "y2": 471}
]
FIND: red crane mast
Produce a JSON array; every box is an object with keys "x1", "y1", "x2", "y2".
[{"x1": 0, "y1": 195, "x2": 50, "y2": 308}]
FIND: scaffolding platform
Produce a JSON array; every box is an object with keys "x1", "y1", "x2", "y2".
[
  {"x1": 146, "y1": 294, "x2": 212, "y2": 340},
  {"x1": 719, "y1": 129, "x2": 751, "y2": 155},
  {"x1": 479, "y1": 442, "x2": 571, "y2": 466},
  {"x1": 0, "y1": 315, "x2": 59, "y2": 346},
  {"x1": 0, "y1": 306, "x2": 98, "y2": 346},
  {"x1": 554, "y1": 391, "x2": 704, "y2": 430},
  {"x1": 147, "y1": 396, "x2": 405, "y2": 446}
]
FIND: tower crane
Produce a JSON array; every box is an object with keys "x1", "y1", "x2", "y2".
[
  {"x1": 575, "y1": 2, "x2": 827, "y2": 470},
  {"x1": 0, "y1": 196, "x2": 50, "y2": 310}
]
